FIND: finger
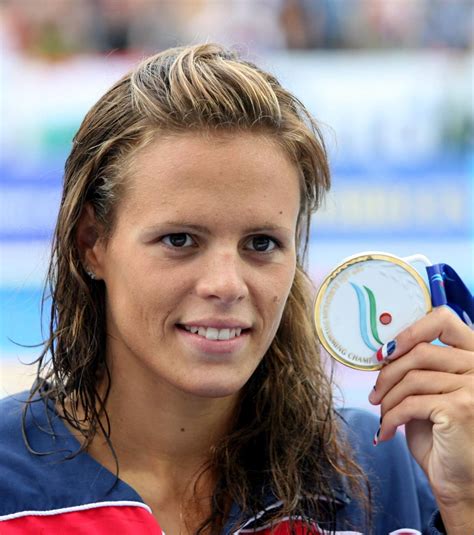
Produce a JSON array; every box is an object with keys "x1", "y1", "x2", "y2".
[
  {"x1": 375, "y1": 306, "x2": 474, "y2": 363},
  {"x1": 375, "y1": 394, "x2": 439, "y2": 445},
  {"x1": 369, "y1": 343, "x2": 474, "y2": 405},
  {"x1": 379, "y1": 370, "x2": 470, "y2": 419},
  {"x1": 377, "y1": 389, "x2": 472, "y2": 443}
]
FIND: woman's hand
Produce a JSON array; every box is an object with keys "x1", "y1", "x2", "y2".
[{"x1": 368, "y1": 306, "x2": 474, "y2": 534}]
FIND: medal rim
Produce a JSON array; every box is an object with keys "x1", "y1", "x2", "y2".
[{"x1": 314, "y1": 252, "x2": 432, "y2": 371}]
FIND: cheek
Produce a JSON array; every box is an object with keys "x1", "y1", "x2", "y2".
[
  {"x1": 261, "y1": 265, "x2": 295, "y2": 327},
  {"x1": 104, "y1": 260, "x2": 167, "y2": 338}
]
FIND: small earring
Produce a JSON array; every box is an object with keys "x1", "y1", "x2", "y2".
[{"x1": 85, "y1": 267, "x2": 97, "y2": 280}]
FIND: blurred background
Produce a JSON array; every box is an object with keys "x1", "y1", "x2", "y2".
[{"x1": 1, "y1": 0, "x2": 473, "y2": 407}]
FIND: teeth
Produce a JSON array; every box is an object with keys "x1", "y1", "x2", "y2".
[
  {"x1": 205, "y1": 327, "x2": 218, "y2": 340},
  {"x1": 218, "y1": 328, "x2": 230, "y2": 340},
  {"x1": 182, "y1": 325, "x2": 245, "y2": 340}
]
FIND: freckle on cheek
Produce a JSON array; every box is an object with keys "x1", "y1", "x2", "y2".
[{"x1": 273, "y1": 295, "x2": 279, "y2": 303}]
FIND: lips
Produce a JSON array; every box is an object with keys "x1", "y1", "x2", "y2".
[
  {"x1": 176, "y1": 324, "x2": 250, "y2": 355},
  {"x1": 179, "y1": 319, "x2": 251, "y2": 329}
]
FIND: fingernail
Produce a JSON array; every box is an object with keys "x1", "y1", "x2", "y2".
[
  {"x1": 376, "y1": 340, "x2": 397, "y2": 362},
  {"x1": 368, "y1": 386, "x2": 377, "y2": 403},
  {"x1": 373, "y1": 426, "x2": 381, "y2": 446}
]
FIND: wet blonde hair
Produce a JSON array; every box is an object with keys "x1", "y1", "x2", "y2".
[{"x1": 26, "y1": 44, "x2": 368, "y2": 534}]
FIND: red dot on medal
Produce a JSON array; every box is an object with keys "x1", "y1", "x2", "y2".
[{"x1": 379, "y1": 313, "x2": 392, "y2": 325}]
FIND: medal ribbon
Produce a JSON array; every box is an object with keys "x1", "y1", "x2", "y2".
[{"x1": 426, "y1": 263, "x2": 474, "y2": 326}]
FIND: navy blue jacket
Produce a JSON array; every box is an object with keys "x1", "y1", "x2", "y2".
[{"x1": 0, "y1": 390, "x2": 445, "y2": 534}]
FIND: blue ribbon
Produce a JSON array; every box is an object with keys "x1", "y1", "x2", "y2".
[{"x1": 426, "y1": 263, "x2": 474, "y2": 326}]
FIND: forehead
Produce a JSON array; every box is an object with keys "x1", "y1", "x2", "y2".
[{"x1": 119, "y1": 131, "x2": 301, "y2": 227}]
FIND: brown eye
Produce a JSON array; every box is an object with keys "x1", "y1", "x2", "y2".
[
  {"x1": 162, "y1": 233, "x2": 193, "y2": 247},
  {"x1": 248, "y1": 236, "x2": 278, "y2": 252}
]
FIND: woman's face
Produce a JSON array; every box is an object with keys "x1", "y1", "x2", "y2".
[{"x1": 88, "y1": 132, "x2": 301, "y2": 399}]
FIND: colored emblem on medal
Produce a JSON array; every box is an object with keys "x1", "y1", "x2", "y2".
[
  {"x1": 350, "y1": 283, "x2": 394, "y2": 351},
  {"x1": 350, "y1": 283, "x2": 385, "y2": 352}
]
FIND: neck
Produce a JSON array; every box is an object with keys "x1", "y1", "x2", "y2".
[
  {"x1": 95, "y1": 363, "x2": 238, "y2": 467},
  {"x1": 58, "y1": 350, "x2": 239, "y2": 520}
]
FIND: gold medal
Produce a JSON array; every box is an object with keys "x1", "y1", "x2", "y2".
[{"x1": 314, "y1": 252, "x2": 432, "y2": 371}]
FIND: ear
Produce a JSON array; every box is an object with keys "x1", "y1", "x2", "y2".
[{"x1": 76, "y1": 203, "x2": 106, "y2": 280}]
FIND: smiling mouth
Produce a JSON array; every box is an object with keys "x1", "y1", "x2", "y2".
[{"x1": 176, "y1": 324, "x2": 251, "y2": 341}]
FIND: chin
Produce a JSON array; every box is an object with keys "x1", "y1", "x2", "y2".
[
  {"x1": 179, "y1": 374, "x2": 250, "y2": 399},
  {"x1": 188, "y1": 384, "x2": 243, "y2": 399}
]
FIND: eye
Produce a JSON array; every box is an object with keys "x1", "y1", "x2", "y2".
[
  {"x1": 161, "y1": 233, "x2": 195, "y2": 248},
  {"x1": 247, "y1": 235, "x2": 280, "y2": 253}
]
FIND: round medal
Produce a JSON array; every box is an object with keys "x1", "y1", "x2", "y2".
[{"x1": 314, "y1": 252, "x2": 432, "y2": 371}]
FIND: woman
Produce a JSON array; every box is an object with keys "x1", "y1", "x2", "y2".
[{"x1": 1, "y1": 44, "x2": 472, "y2": 535}]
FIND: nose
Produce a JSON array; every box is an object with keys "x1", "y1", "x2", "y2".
[{"x1": 195, "y1": 249, "x2": 249, "y2": 305}]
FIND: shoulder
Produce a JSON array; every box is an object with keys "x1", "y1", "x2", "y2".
[
  {"x1": 0, "y1": 389, "x2": 29, "y2": 430},
  {"x1": 0, "y1": 391, "x2": 48, "y2": 517},
  {"x1": 0, "y1": 390, "x2": 76, "y2": 516},
  {"x1": 0, "y1": 390, "x2": 141, "y2": 518},
  {"x1": 0, "y1": 390, "x2": 41, "y2": 480}
]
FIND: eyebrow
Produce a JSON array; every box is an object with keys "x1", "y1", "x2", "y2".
[{"x1": 143, "y1": 221, "x2": 292, "y2": 235}]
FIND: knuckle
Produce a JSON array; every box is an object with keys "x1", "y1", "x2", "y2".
[
  {"x1": 432, "y1": 305, "x2": 448, "y2": 319},
  {"x1": 433, "y1": 305, "x2": 456, "y2": 326},
  {"x1": 441, "y1": 390, "x2": 474, "y2": 424}
]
